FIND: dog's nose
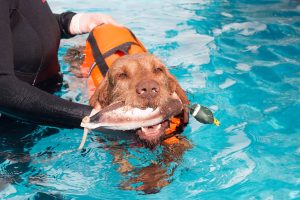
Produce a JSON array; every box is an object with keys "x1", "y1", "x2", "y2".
[{"x1": 136, "y1": 80, "x2": 160, "y2": 98}]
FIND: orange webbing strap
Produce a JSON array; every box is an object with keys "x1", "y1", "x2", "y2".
[{"x1": 163, "y1": 117, "x2": 182, "y2": 145}]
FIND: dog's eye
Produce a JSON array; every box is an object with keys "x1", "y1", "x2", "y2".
[
  {"x1": 118, "y1": 72, "x2": 128, "y2": 79},
  {"x1": 153, "y1": 67, "x2": 164, "y2": 74}
]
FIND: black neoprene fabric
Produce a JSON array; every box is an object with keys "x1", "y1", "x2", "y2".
[{"x1": 0, "y1": 0, "x2": 92, "y2": 128}]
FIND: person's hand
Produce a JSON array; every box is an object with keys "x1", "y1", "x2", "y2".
[{"x1": 69, "y1": 13, "x2": 122, "y2": 35}]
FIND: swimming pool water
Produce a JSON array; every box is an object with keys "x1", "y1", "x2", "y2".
[{"x1": 1, "y1": 0, "x2": 300, "y2": 199}]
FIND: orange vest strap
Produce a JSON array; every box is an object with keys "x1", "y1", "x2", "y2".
[
  {"x1": 102, "y1": 42, "x2": 137, "y2": 58},
  {"x1": 87, "y1": 32, "x2": 109, "y2": 77},
  {"x1": 127, "y1": 29, "x2": 147, "y2": 51}
]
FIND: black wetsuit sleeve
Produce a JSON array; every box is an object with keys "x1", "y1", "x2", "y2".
[
  {"x1": 0, "y1": 5, "x2": 92, "y2": 128},
  {"x1": 54, "y1": 11, "x2": 76, "y2": 38}
]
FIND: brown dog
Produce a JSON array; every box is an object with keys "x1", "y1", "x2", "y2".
[
  {"x1": 89, "y1": 53, "x2": 189, "y2": 145},
  {"x1": 65, "y1": 50, "x2": 191, "y2": 193}
]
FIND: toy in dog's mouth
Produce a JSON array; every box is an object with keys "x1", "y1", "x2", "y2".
[{"x1": 80, "y1": 93, "x2": 183, "y2": 145}]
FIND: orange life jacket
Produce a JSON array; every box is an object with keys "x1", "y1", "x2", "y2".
[
  {"x1": 81, "y1": 24, "x2": 182, "y2": 145},
  {"x1": 81, "y1": 24, "x2": 147, "y2": 97}
]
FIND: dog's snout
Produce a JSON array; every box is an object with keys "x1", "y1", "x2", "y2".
[{"x1": 136, "y1": 80, "x2": 160, "y2": 98}]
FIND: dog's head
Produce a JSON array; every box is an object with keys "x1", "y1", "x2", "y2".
[{"x1": 89, "y1": 53, "x2": 189, "y2": 146}]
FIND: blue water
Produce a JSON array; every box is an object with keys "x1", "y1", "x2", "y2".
[{"x1": 1, "y1": 0, "x2": 300, "y2": 199}]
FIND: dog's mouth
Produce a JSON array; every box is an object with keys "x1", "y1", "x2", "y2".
[{"x1": 136, "y1": 120, "x2": 169, "y2": 143}]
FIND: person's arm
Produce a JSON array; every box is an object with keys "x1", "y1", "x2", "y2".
[
  {"x1": 54, "y1": 11, "x2": 76, "y2": 38},
  {"x1": 0, "y1": 5, "x2": 92, "y2": 128},
  {"x1": 54, "y1": 11, "x2": 122, "y2": 38},
  {"x1": 68, "y1": 13, "x2": 122, "y2": 35}
]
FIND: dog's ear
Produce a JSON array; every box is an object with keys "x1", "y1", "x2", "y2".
[
  {"x1": 64, "y1": 46, "x2": 86, "y2": 78},
  {"x1": 166, "y1": 71, "x2": 190, "y2": 124},
  {"x1": 89, "y1": 76, "x2": 110, "y2": 108}
]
